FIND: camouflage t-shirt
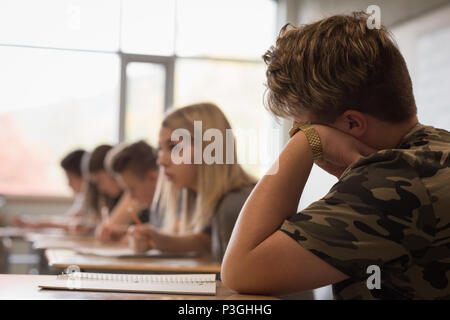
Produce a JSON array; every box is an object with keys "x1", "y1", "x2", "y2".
[{"x1": 280, "y1": 123, "x2": 450, "y2": 299}]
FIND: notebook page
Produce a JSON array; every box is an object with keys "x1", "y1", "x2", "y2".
[
  {"x1": 38, "y1": 273, "x2": 216, "y2": 295},
  {"x1": 73, "y1": 247, "x2": 197, "y2": 258}
]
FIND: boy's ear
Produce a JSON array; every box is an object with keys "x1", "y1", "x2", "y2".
[{"x1": 333, "y1": 110, "x2": 367, "y2": 138}]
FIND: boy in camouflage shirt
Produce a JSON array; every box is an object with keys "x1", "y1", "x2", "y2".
[
  {"x1": 221, "y1": 12, "x2": 450, "y2": 299},
  {"x1": 281, "y1": 123, "x2": 450, "y2": 299}
]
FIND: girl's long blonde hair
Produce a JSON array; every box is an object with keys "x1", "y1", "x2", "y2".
[{"x1": 152, "y1": 102, "x2": 256, "y2": 234}]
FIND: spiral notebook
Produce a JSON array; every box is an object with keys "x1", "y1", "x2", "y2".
[{"x1": 38, "y1": 272, "x2": 216, "y2": 295}]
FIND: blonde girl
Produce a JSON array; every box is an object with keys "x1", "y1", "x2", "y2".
[{"x1": 128, "y1": 103, "x2": 256, "y2": 261}]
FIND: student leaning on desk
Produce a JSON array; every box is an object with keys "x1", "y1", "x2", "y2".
[
  {"x1": 11, "y1": 148, "x2": 125, "y2": 236},
  {"x1": 221, "y1": 12, "x2": 450, "y2": 299},
  {"x1": 127, "y1": 103, "x2": 256, "y2": 262},
  {"x1": 12, "y1": 149, "x2": 91, "y2": 234},
  {"x1": 95, "y1": 141, "x2": 160, "y2": 241},
  {"x1": 85, "y1": 144, "x2": 146, "y2": 241}
]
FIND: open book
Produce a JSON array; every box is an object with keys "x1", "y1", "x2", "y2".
[
  {"x1": 38, "y1": 272, "x2": 216, "y2": 295},
  {"x1": 32, "y1": 237, "x2": 197, "y2": 259}
]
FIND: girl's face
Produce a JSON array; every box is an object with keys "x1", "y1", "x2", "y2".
[
  {"x1": 158, "y1": 126, "x2": 198, "y2": 190},
  {"x1": 65, "y1": 171, "x2": 84, "y2": 194}
]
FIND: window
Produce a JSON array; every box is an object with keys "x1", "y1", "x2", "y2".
[
  {"x1": 0, "y1": 0, "x2": 277, "y2": 196},
  {"x1": 121, "y1": 0, "x2": 175, "y2": 55},
  {"x1": 0, "y1": 47, "x2": 119, "y2": 196},
  {"x1": 0, "y1": 0, "x2": 120, "y2": 51},
  {"x1": 125, "y1": 62, "x2": 166, "y2": 147},
  {"x1": 176, "y1": 0, "x2": 277, "y2": 59},
  {"x1": 174, "y1": 0, "x2": 277, "y2": 177},
  {"x1": 175, "y1": 59, "x2": 274, "y2": 177}
]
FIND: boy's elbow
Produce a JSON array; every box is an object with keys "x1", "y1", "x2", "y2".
[
  {"x1": 221, "y1": 258, "x2": 238, "y2": 291},
  {"x1": 221, "y1": 255, "x2": 256, "y2": 294},
  {"x1": 221, "y1": 263, "x2": 246, "y2": 293}
]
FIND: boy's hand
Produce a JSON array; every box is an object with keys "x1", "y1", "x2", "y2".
[{"x1": 297, "y1": 123, "x2": 377, "y2": 178}]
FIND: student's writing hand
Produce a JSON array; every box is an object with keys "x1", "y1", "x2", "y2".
[
  {"x1": 11, "y1": 216, "x2": 29, "y2": 228},
  {"x1": 95, "y1": 222, "x2": 111, "y2": 241},
  {"x1": 95, "y1": 222, "x2": 128, "y2": 242},
  {"x1": 127, "y1": 224, "x2": 156, "y2": 253},
  {"x1": 11, "y1": 216, "x2": 46, "y2": 229},
  {"x1": 67, "y1": 218, "x2": 90, "y2": 236}
]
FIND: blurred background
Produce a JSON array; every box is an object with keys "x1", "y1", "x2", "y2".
[{"x1": 0, "y1": 0, "x2": 449, "y2": 296}]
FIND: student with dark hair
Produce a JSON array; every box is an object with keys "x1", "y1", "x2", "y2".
[
  {"x1": 94, "y1": 141, "x2": 160, "y2": 241},
  {"x1": 84, "y1": 144, "x2": 134, "y2": 241},
  {"x1": 60, "y1": 149, "x2": 85, "y2": 197},
  {"x1": 88, "y1": 145, "x2": 123, "y2": 202},
  {"x1": 112, "y1": 140, "x2": 159, "y2": 215},
  {"x1": 12, "y1": 149, "x2": 89, "y2": 232}
]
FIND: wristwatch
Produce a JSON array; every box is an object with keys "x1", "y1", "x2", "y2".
[{"x1": 289, "y1": 123, "x2": 323, "y2": 160}]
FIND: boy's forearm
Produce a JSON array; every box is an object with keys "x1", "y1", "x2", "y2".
[{"x1": 225, "y1": 131, "x2": 314, "y2": 255}]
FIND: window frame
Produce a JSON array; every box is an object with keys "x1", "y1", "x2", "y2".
[{"x1": 0, "y1": 0, "x2": 279, "y2": 198}]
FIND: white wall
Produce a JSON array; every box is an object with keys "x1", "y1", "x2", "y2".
[
  {"x1": 392, "y1": 4, "x2": 450, "y2": 130},
  {"x1": 295, "y1": 0, "x2": 450, "y2": 26}
]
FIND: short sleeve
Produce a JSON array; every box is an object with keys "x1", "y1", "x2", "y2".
[
  {"x1": 210, "y1": 185, "x2": 254, "y2": 261},
  {"x1": 280, "y1": 151, "x2": 435, "y2": 281}
]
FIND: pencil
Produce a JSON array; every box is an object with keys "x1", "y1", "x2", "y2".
[{"x1": 129, "y1": 210, "x2": 155, "y2": 247}]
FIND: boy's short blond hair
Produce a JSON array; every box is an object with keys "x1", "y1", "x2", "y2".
[{"x1": 263, "y1": 12, "x2": 417, "y2": 123}]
